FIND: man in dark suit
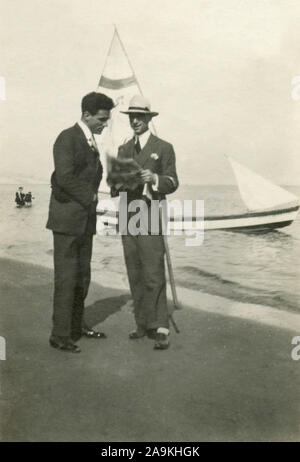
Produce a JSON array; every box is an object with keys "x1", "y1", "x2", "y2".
[
  {"x1": 46, "y1": 92, "x2": 114, "y2": 353},
  {"x1": 115, "y1": 94, "x2": 179, "y2": 350}
]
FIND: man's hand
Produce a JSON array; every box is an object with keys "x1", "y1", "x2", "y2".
[{"x1": 140, "y1": 169, "x2": 155, "y2": 184}]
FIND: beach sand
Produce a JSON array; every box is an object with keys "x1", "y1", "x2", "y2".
[{"x1": 0, "y1": 257, "x2": 299, "y2": 442}]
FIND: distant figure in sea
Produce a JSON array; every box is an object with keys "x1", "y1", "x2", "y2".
[
  {"x1": 24, "y1": 191, "x2": 34, "y2": 207},
  {"x1": 46, "y1": 91, "x2": 114, "y2": 353},
  {"x1": 15, "y1": 187, "x2": 25, "y2": 207}
]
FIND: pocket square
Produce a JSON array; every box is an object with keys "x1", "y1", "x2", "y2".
[{"x1": 151, "y1": 153, "x2": 159, "y2": 160}]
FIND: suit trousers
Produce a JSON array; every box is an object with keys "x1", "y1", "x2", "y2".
[
  {"x1": 121, "y1": 234, "x2": 169, "y2": 330},
  {"x1": 51, "y1": 231, "x2": 93, "y2": 339}
]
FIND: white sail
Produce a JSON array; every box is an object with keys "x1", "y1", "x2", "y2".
[
  {"x1": 227, "y1": 156, "x2": 299, "y2": 211},
  {"x1": 95, "y1": 26, "x2": 154, "y2": 193},
  {"x1": 96, "y1": 28, "x2": 140, "y2": 153}
]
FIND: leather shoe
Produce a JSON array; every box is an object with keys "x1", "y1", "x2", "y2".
[
  {"x1": 49, "y1": 338, "x2": 81, "y2": 353},
  {"x1": 154, "y1": 332, "x2": 170, "y2": 350},
  {"x1": 81, "y1": 328, "x2": 107, "y2": 339}
]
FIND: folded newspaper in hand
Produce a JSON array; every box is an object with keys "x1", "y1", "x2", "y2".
[{"x1": 106, "y1": 155, "x2": 143, "y2": 191}]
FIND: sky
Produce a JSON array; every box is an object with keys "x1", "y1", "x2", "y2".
[{"x1": 1, "y1": 0, "x2": 300, "y2": 185}]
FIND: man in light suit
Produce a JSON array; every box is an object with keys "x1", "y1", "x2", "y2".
[
  {"x1": 114, "y1": 95, "x2": 179, "y2": 350},
  {"x1": 46, "y1": 92, "x2": 114, "y2": 353}
]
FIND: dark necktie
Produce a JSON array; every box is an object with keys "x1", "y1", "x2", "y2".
[
  {"x1": 135, "y1": 138, "x2": 141, "y2": 154},
  {"x1": 90, "y1": 135, "x2": 98, "y2": 153}
]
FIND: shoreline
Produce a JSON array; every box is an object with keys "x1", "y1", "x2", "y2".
[{"x1": 1, "y1": 254, "x2": 299, "y2": 333}]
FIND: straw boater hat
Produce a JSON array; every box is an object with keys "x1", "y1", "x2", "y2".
[{"x1": 120, "y1": 94, "x2": 158, "y2": 117}]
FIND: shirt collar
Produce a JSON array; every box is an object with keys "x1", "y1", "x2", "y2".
[
  {"x1": 135, "y1": 130, "x2": 151, "y2": 149},
  {"x1": 77, "y1": 120, "x2": 93, "y2": 142}
]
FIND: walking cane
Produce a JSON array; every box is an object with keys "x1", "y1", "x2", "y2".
[{"x1": 160, "y1": 206, "x2": 181, "y2": 334}]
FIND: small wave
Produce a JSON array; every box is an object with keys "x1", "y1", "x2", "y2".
[{"x1": 175, "y1": 266, "x2": 300, "y2": 313}]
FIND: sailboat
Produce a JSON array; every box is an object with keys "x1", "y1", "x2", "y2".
[
  {"x1": 95, "y1": 26, "x2": 299, "y2": 233},
  {"x1": 170, "y1": 156, "x2": 299, "y2": 232}
]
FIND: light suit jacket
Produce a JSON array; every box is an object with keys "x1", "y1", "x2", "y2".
[
  {"x1": 112, "y1": 133, "x2": 179, "y2": 235},
  {"x1": 112, "y1": 133, "x2": 179, "y2": 202}
]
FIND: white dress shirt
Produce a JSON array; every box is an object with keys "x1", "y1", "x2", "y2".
[
  {"x1": 135, "y1": 130, "x2": 159, "y2": 191},
  {"x1": 77, "y1": 120, "x2": 98, "y2": 201},
  {"x1": 77, "y1": 120, "x2": 98, "y2": 151},
  {"x1": 135, "y1": 129, "x2": 151, "y2": 149}
]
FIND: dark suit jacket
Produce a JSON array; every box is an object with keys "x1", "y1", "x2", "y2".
[
  {"x1": 15, "y1": 192, "x2": 25, "y2": 205},
  {"x1": 46, "y1": 123, "x2": 102, "y2": 236},
  {"x1": 112, "y1": 133, "x2": 179, "y2": 201},
  {"x1": 112, "y1": 133, "x2": 179, "y2": 235}
]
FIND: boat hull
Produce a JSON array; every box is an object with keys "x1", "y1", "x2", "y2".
[
  {"x1": 175, "y1": 206, "x2": 299, "y2": 232},
  {"x1": 97, "y1": 205, "x2": 299, "y2": 233}
]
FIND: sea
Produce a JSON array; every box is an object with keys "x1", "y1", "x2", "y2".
[{"x1": 1, "y1": 183, "x2": 300, "y2": 313}]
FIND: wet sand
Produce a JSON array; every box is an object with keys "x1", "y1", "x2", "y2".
[{"x1": 0, "y1": 257, "x2": 299, "y2": 442}]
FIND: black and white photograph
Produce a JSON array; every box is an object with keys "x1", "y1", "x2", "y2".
[{"x1": 0, "y1": 0, "x2": 299, "y2": 444}]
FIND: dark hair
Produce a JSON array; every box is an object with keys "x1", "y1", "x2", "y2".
[{"x1": 81, "y1": 92, "x2": 114, "y2": 115}]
